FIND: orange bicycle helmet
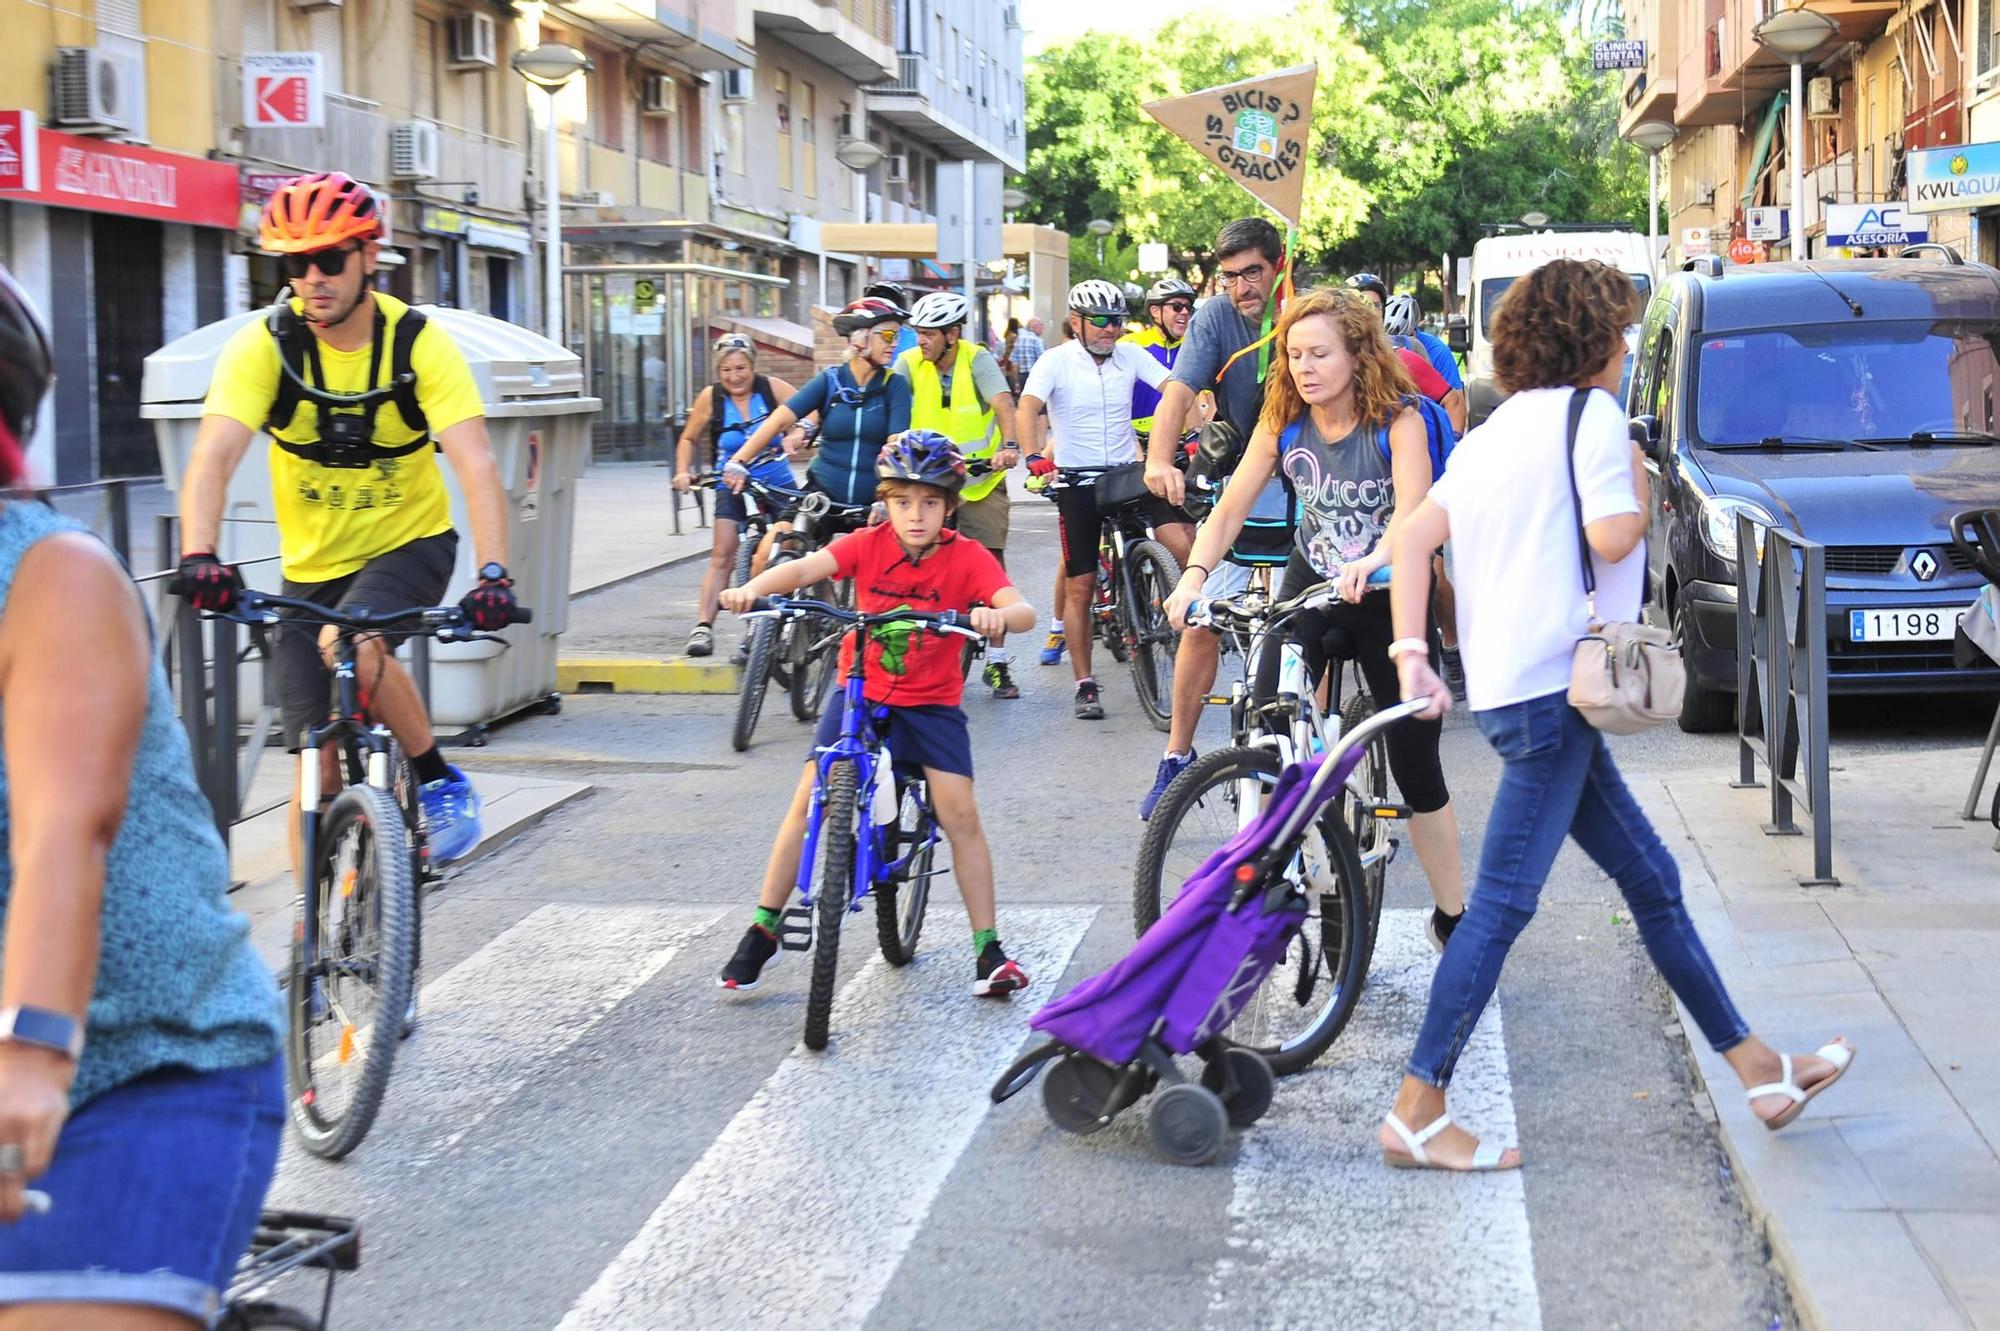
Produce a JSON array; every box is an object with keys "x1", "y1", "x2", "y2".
[{"x1": 259, "y1": 172, "x2": 383, "y2": 253}]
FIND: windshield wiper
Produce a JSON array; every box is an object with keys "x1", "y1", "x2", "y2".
[
  {"x1": 1705, "y1": 436, "x2": 1847, "y2": 452},
  {"x1": 1852, "y1": 430, "x2": 2000, "y2": 448}
]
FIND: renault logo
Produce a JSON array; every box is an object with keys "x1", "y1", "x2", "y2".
[{"x1": 1912, "y1": 549, "x2": 1940, "y2": 581}]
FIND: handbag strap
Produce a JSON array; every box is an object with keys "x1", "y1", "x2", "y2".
[{"x1": 1563, "y1": 387, "x2": 1598, "y2": 621}]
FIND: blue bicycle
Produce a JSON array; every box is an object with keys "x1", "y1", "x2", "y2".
[{"x1": 745, "y1": 595, "x2": 985, "y2": 1050}]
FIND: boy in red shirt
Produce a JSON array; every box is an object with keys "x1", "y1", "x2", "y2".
[{"x1": 717, "y1": 431, "x2": 1038, "y2": 996}]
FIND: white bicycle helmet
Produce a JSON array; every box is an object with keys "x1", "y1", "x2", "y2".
[
  {"x1": 1145, "y1": 276, "x2": 1195, "y2": 305},
  {"x1": 1067, "y1": 278, "x2": 1128, "y2": 317},
  {"x1": 1383, "y1": 294, "x2": 1421, "y2": 338},
  {"x1": 907, "y1": 291, "x2": 972, "y2": 328}
]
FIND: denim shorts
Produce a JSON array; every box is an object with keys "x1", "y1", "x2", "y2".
[{"x1": 0, "y1": 1055, "x2": 285, "y2": 1324}]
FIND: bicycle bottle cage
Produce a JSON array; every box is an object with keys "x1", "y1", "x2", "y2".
[{"x1": 263, "y1": 301, "x2": 435, "y2": 470}]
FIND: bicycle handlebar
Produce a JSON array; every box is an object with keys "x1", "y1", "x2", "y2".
[
  {"x1": 744, "y1": 596, "x2": 986, "y2": 643},
  {"x1": 202, "y1": 587, "x2": 532, "y2": 640},
  {"x1": 1187, "y1": 567, "x2": 1391, "y2": 631}
]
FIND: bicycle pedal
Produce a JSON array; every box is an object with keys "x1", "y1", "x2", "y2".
[
  {"x1": 1366, "y1": 803, "x2": 1414, "y2": 822},
  {"x1": 777, "y1": 905, "x2": 814, "y2": 951}
]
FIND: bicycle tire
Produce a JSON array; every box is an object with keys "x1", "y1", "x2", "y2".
[
  {"x1": 217, "y1": 1302, "x2": 321, "y2": 1331},
  {"x1": 789, "y1": 579, "x2": 843, "y2": 722},
  {"x1": 1338, "y1": 689, "x2": 1389, "y2": 980},
  {"x1": 388, "y1": 742, "x2": 424, "y2": 1042},
  {"x1": 730, "y1": 615, "x2": 781, "y2": 751},
  {"x1": 876, "y1": 780, "x2": 932, "y2": 966},
  {"x1": 1124, "y1": 538, "x2": 1182, "y2": 733},
  {"x1": 1131, "y1": 745, "x2": 1367, "y2": 1074},
  {"x1": 287, "y1": 784, "x2": 417, "y2": 1160},
  {"x1": 804, "y1": 759, "x2": 858, "y2": 1051},
  {"x1": 731, "y1": 528, "x2": 756, "y2": 588}
]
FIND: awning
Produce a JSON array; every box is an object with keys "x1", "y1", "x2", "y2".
[{"x1": 1741, "y1": 90, "x2": 1789, "y2": 212}]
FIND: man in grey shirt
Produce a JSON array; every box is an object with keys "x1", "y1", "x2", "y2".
[{"x1": 1137, "y1": 216, "x2": 1287, "y2": 818}]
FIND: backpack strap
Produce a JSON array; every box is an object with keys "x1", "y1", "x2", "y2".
[
  {"x1": 263, "y1": 301, "x2": 432, "y2": 469},
  {"x1": 264, "y1": 302, "x2": 311, "y2": 433},
  {"x1": 387, "y1": 306, "x2": 430, "y2": 435}
]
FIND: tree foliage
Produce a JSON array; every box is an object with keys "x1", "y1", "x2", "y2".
[{"x1": 1022, "y1": 0, "x2": 1648, "y2": 288}]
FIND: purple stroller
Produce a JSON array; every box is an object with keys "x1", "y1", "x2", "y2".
[{"x1": 990, "y1": 701, "x2": 1428, "y2": 1165}]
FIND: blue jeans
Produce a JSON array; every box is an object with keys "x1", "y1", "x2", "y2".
[
  {"x1": 0, "y1": 1055, "x2": 285, "y2": 1324},
  {"x1": 1407, "y1": 692, "x2": 1749, "y2": 1087}
]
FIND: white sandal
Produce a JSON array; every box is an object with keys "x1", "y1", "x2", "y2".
[
  {"x1": 1747, "y1": 1038, "x2": 1855, "y2": 1131},
  {"x1": 1382, "y1": 1111, "x2": 1518, "y2": 1172}
]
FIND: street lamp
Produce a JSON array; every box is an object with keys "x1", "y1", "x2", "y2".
[
  {"x1": 834, "y1": 137, "x2": 886, "y2": 223},
  {"x1": 1086, "y1": 217, "x2": 1113, "y2": 266},
  {"x1": 511, "y1": 42, "x2": 592, "y2": 342},
  {"x1": 1625, "y1": 119, "x2": 1678, "y2": 283},
  {"x1": 1001, "y1": 186, "x2": 1027, "y2": 224},
  {"x1": 1520, "y1": 211, "x2": 1550, "y2": 229},
  {"x1": 1753, "y1": 4, "x2": 1838, "y2": 260}
]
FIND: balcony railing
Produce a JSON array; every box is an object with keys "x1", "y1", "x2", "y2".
[
  {"x1": 241, "y1": 92, "x2": 390, "y2": 181},
  {"x1": 873, "y1": 53, "x2": 927, "y2": 97}
]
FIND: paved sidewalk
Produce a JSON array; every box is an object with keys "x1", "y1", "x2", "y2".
[
  {"x1": 1636, "y1": 742, "x2": 2000, "y2": 1331},
  {"x1": 569, "y1": 462, "x2": 717, "y2": 595}
]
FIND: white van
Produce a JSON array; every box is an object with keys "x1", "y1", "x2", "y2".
[{"x1": 1454, "y1": 228, "x2": 1653, "y2": 426}]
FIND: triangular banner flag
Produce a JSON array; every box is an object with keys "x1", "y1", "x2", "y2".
[{"x1": 1144, "y1": 63, "x2": 1318, "y2": 228}]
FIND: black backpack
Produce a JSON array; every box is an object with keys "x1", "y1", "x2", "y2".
[{"x1": 264, "y1": 300, "x2": 433, "y2": 469}]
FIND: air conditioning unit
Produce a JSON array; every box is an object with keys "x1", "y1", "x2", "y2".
[
  {"x1": 642, "y1": 73, "x2": 676, "y2": 115},
  {"x1": 52, "y1": 47, "x2": 130, "y2": 134},
  {"x1": 390, "y1": 120, "x2": 441, "y2": 180},
  {"x1": 1695, "y1": 179, "x2": 1717, "y2": 205},
  {"x1": 587, "y1": 189, "x2": 615, "y2": 206},
  {"x1": 447, "y1": 12, "x2": 498, "y2": 69},
  {"x1": 885, "y1": 152, "x2": 908, "y2": 183},
  {"x1": 720, "y1": 68, "x2": 751, "y2": 103},
  {"x1": 1807, "y1": 76, "x2": 1838, "y2": 118}
]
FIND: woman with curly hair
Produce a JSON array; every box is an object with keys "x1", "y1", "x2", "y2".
[
  {"x1": 1377, "y1": 259, "x2": 1854, "y2": 1172},
  {"x1": 1166, "y1": 285, "x2": 1467, "y2": 951}
]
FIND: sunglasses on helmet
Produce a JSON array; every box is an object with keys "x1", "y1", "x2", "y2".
[
  {"x1": 714, "y1": 334, "x2": 755, "y2": 355},
  {"x1": 280, "y1": 245, "x2": 359, "y2": 280}
]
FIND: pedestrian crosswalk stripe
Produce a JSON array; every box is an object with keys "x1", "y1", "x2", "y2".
[
  {"x1": 268, "y1": 903, "x2": 726, "y2": 1202},
  {"x1": 554, "y1": 905, "x2": 1098, "y2": 1331},
  {"x1": 1204, "y1": 909, "x2": 1542, "y2": 1331}
]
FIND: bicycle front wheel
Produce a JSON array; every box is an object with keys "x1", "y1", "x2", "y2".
[
  {"x1": 288, "y1": 784, "x2": 417, "y2": 1160},
  {"x1": 788, "y1": 579, "x2": 842, "y2": 722},
  {"x1": 731, "y1": 614, "x2": 780, "y2": 751},
  {"x1": 804, "y1": 760, "x2": 859, "y2": 1051},
  {"x1": 1132, "y1": 745, "x2": 1367, "y2": 1075},
  {"x1": 1125, "y1": 539, "x2": 1181, "y2": 733}
]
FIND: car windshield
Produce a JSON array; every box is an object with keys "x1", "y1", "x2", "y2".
[
  {"x1": 1693, "y1": 321, "x2": 2000, "y2": 447},
  {"x1": 1479, "y1": 272, "x2": 1651, "y2": 335}
]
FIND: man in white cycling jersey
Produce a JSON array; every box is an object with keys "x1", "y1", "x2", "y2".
[{"x1": 1020, "y1": 279, "x2": 1193, "y2": 721}]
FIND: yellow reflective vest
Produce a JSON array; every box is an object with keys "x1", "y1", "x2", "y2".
[{"x1": 895, "y1": 340, "x2": 1006, "y2": 502}]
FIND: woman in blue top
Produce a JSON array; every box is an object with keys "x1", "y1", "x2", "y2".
[
  {"x1": 0, "y1": 266, "x2": 286, "y2": 1327},
  {"x1": 674, "y1": 334, "x2": 806, "y2": 658},
  {"x1": 726, "y1": 296, "x2": 912, "y2": 533}
]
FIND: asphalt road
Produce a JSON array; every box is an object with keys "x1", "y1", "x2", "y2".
[{"x1": 255, "y1": 492, "x2": 1995, "y2": 1331}]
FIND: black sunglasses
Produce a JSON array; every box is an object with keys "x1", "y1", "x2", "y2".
[
  {"x1": 281, "y1": 245, "x2": 359, "y2": 280},
  {"x1": 1160, "y1": 301, "x2": 1194, "y2": 314}
]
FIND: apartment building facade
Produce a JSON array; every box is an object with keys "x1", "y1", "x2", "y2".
[{"x1": 1620, "y1": 0, "x2": 1972, "y2": 268}]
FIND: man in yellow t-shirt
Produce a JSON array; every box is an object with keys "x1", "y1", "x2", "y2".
[{"x1": 177, "y1": 172, "x2": 513, "y2": 870}]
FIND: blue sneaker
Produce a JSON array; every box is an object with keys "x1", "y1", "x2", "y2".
[
  {"x1": 1038, "y1": 630, "x2": 1066, "y2": 666},
  {"x1": 1139, "y1": 750, "x2": 1196, "y2": 820},
  {"x1": 419, "y1": 765, "x2": 483, "y2": 863}
]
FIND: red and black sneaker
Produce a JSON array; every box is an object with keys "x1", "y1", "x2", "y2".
[
  {"x1": 718, "y1": 924, "x2": 780, "y2": 992},
  {"x1": 973, "y1": 940, "x2": 1029, "y2": 998}
]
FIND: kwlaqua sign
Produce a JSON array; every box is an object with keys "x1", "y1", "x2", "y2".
[
  {"x1": 1909, "y1": 143, "x2": 2000, "y2": 214},
  {"x1": 1824, "y1": 203, "x2": 1928, "y2": 247}
]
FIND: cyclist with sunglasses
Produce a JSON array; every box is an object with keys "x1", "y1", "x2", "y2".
[
  {"x1": 1123, "y1": 276, "x2": 1197, "y2": 440},
  {"x1": 674, "y1": 333, "x2": 807, "y2": 657},
  {"x1": 725, "y1": 297, "x2": 912, "y2": 543},
  {"x1": 177, "y1": 172, "x2": 513, "y2": 878}
]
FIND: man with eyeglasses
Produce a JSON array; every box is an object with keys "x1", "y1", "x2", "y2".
[
  {"x1": 1138, "y1": 217, "x2": 1288, "y2": 817},
  {"x1": 177, "y1": 171, "x2": 514, "y2": 873},
  {"x1": 1020, "y1": 279, "x2": 1190, "y2": 720}
]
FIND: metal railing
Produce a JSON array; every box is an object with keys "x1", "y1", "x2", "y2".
[
  {"x1": 1734, "y1": 517, "x2": 1839, "y2": 885},
  {"x1": 35, "y1": 475, "x2": 162, "y2": 568}
]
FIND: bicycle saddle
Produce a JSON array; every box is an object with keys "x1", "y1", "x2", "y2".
[{"x1": 1951, "y1": 508, "x2": 2000, "y2": 587}]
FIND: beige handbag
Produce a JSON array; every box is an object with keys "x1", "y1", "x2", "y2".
[{"x1": 1562, "y1": 389, "x2": 1686, "y2": 735}]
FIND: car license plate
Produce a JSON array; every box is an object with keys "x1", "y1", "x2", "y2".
[{"x1": 1848, "y1": 607, "x2": 1970, "y2": 642}]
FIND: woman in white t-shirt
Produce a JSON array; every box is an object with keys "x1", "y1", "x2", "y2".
[{"x1": 1374, "y1": 260, "x2": 1855, "y2": 1172}]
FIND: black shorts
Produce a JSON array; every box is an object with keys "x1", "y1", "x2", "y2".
[
  {"x1": 1053, "y1": 481, "x2": 1189, "y2": 578},
  {"x1": 274, "y1": 531, "x2": 459, "y2": 753}
]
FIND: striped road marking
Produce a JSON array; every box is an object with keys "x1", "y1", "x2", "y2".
[
  {"x1": 1205, "y1": 909, "x2": 1542, "y2": 1331},
  {"x1": 269, "y1": 903, "x2": 726, "y2": 1201},
  {"x1": 554, "y1": 905, "x2": 1098, "y2": 1331}
]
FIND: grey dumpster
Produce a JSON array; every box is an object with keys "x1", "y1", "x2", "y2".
[{"x1": 140, "y1": 306, "x2": 600, "y2": 731}]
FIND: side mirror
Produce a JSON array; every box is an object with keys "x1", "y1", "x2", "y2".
[
  {"x1": 1629, "y1": 414, "x2": 1662, "y2": 457},
  {"x1": 1445, "y1": 313, "x2": 1469, "y2": 355}
]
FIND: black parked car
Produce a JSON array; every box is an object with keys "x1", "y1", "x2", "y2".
[{"x1": 1628, "y1": 251, "x2": 2000, "y2": 731}]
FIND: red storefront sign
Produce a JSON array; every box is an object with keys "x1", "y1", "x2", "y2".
[{"x1": 0, "y1": 112, "x2": 238, "y2": 229}]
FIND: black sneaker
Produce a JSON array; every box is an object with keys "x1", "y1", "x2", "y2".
[
  {"x1": 1073, "y1": 679, "x2": 1105, "y2": 720},
  {"x1": 984, "y1": 661, "x2": 1021, "y2": 699},
  {"x1": 1440, "y1": 646, "x2": 1467, "y2": 703},
  {"x1": 718, "y1": 924, "x2": 781, "y2": 992},
  {"x1": 1426, "y1": 907, "x2": 1463, "y2": 954},
  {"x1": 973, "y1": 940, "x2": 1029, "y2": 997}
]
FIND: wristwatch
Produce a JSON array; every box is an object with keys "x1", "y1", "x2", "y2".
[
  {"x1": 0, "y1": 1006, "x2": 84, "y2": 1061},
  {"x1": 478, "y1": 562, "x2": 510, "y2": 583}
]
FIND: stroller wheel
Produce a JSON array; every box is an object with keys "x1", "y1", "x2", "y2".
[
  {"x1": 1043, "y1": 1053, "x2": 1119, "y2": 1135},
  {"x1": 1201, "y1": 1047, "x2": 1277, "y2": 1128},
  {"x1": 1147, "y1": 1083, "x2": 1228, "y2": 1166}
]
